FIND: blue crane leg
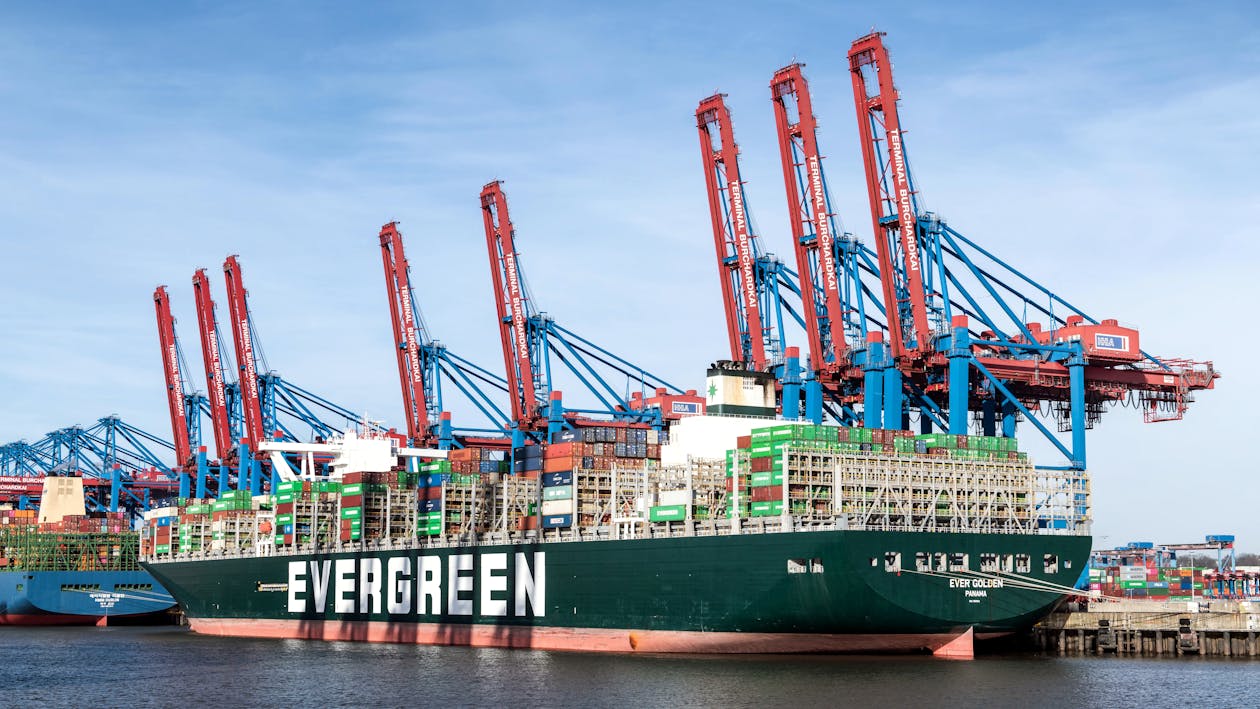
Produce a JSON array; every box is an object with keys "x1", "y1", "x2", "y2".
[
  {"x1": 110, "y1": 466, "x2": 121, "y2": 512},
  {"x1": 195, "y1": 448, "x2": 208, "y2": 499},
  {"x1": 804, "y1": 379, "x2": 823, "y2": 424},
  {"x1": 982, "y1": 399, "x2": 997, "y2": 437},
  {"x1": 781, "y1": 351, "x2": 802, "y2": 421},
  {"x1": 947, "y1": 367, "x2": 968, "y2": 433},
  {"x1": 883, "y1": 368, "x2": 904, "y2": 431},
  {"x1": 863, "y1": 342, "x2": 884, "y2": 429},
  {"x1": 1069, "y1": 351, "x2": 1087, "y2": 469},
  {"x1": 1001, "y1": 400, "x2": 1017, "y2": 439}
]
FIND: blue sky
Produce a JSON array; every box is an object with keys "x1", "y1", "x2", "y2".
[{"x1": 1, "y1": 2, "x2": 1256, "y2": 548}]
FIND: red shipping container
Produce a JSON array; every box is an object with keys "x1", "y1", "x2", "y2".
[
  {"x1": 342, "y1": 471, "x2": 363, "y2": 484},
  {"x1": 725, "y1": 476, "x2": 748, "y2": 492},
  {"x1": 750, "y1": 457, "x2": 772, "y2": 473},
  {"x1": 421, "y1": 485, "x2": 443, "y2": 500},
  {"x1": 750, "y1": 486, "x2": 783, "y2": 502},
  {"x1": 736, "y1": 435, "x2": 752, "y2": 449},
  {"x1": 547, "y1": 441, "x2": 581, "y2": 458},
  {"x1": 340, "y1": 494, "x2": 363, "y2": 508},
  {"x1": 518, "y1": 516, "x2": 539, "y2": 531}
]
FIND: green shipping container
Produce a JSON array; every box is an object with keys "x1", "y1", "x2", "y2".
[
  {"x1": 749, "y1": 471, "x2": 784, "y2": 487},
  {"x1": 155, "y1": 544, "x2": 171, "y2": 554},
  {"x1": 340, "y1": 506, "x2": 362, "y2": 520},
  {"x1": 1120, "y1": 580, "x2": 1147, "y2": 589},
  {"x1": 340, "y1": 483, "x2": 364, "y2": 496},
  {"x1": 542, "y1": 485, "x2": 573, "y2": 501},
  {"x1": 750, "y1": 500, "x2": 784, "y2": 516},
  {"x1": 649, "y1": 504, "x2": 687, "y2": 522}
]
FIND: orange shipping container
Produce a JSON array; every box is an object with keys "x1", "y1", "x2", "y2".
[{"x1": 543, "y1": 457, "x2": 575, "y2": 473}]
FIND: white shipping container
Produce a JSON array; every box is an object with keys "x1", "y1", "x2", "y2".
[
  {"x1": 541, "y1": 499, "x2": 574, "y2": 516},
  {"x1": 658, "y1": 489, "x2": 690, "y2": 507}
]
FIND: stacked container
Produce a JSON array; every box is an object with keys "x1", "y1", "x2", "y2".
[{"x1": 540, "y1": 469, "x2": 573, "y2": 529}]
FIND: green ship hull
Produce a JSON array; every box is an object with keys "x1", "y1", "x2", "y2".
[{"x1": 144, "y1": 528, "x2": 1089, "y2": 655}]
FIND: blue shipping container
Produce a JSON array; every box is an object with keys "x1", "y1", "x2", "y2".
[
  {"x1": 156, "y1": 517, "x2": 173, "y2": 527},
  {"x1": 419, "y1": 499, "x2": 442, "y2": 513},
  {"x1": 420, "y1": 473, "x2": 449, "y2": 488},
  {"x1": 478, "y1": 460, "x2": 499, "y2": 473},
  {"x1": 542, "y1": 471, "x2": 573, "y2": 487},
  {"x1": 542, "y1": 514, "x2": 572, "y2": 529}
]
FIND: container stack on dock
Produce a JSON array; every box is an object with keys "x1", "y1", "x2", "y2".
[{"x1": 1089, "y1": 565, "x2": 1209, "y2": 601}]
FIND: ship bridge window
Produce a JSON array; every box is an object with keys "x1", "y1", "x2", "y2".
[
  {"x1": 1015, "y1": 554, "x2": 1031, "y2": 574},
  {"x1": 884, "y1": 552, "x2": 901, "y2": 573},
  {"x1": 932, "y1": 553, "x2": 948, "y2": 572},
  {"x1": 810, "y1": 558, "x2": 824, "y2": 574},
  {"x1": 1044, "y1": 554, "x2": 1059, "y2": 574},
  {"x1": 999, "y1": 554, "x2": 1014, "y2": 572},
  {"x1": 915, "y1": 552, "x2": 930, "y2": 572},
  {"x1": 788, "y1": 558, "x2": 808, "y2": 574},
  {"x1": 948, "y1": 553, "x2": 969, "y2": 572},
  {"x1": 980, "y1": 553, "x2": 999, "y2": 572}
]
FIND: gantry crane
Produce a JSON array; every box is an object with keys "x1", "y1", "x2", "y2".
[
  {"x1": 379, "y1": 221, "x2": 512, "y2": 448},
  {"x1": 843, "y1": 31, "x2": 1217, "y2": 467},
  {"x1": 153, "y1": 285, "x2": 207, "y2": 498},
  {"x1": 480, "y1": 181, "x2": 702, "y2": 443},
  {"x1": 770, "y1": 63, "x2": 877, "y2": 422}
]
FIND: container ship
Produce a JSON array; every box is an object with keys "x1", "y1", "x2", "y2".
[
  {"x1": 142, "y1": 371, "x2": 1091, "y2": 658},
  {"x1": 1, "y1": 474, "x2": 177, "y2": 625}
]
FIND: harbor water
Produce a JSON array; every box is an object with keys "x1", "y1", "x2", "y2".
[{"x1": 2, "y1": 626, "x2": 1256, "y2": 707}]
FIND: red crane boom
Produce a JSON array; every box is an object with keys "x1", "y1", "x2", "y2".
[
  {"x1": 771, "y1": 63, "x2": 849, "y2": 376},
  {"x1": 480, "y1": 181, "x2": 541, "y2": 428},
  {"x1": 696, "y1": 94, "x2": 770, "y2": 370},
  {"x1": 222, "y1": 255, "x2": 264, "y2": 451},
  {"x1": 379, "y1": 222, "x2": 430, "y2": 445},
  {"x1": 192, "y1": 268, "x2": 233, "y2": 461},
  {"x1": 849, "y1": 32, "x2": 932, "y2": 359},
  {"x1": 153, "y1": 285, "x2": 192, "y2": 467}
]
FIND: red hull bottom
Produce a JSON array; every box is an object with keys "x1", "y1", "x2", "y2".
[
  {"x1": 0, "y1": 614, "x2": 104, "y2": 627},
  {"x1": 0, "y1": 612, "x2": 165, "y2": 627},
  {"x1": 189, "y1": 618, "x2": 986, "y2": 658}
]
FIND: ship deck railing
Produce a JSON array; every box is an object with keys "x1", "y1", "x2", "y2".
[{"x1": 148, "y1": 513, "x2": 1089, "y2": 564}]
